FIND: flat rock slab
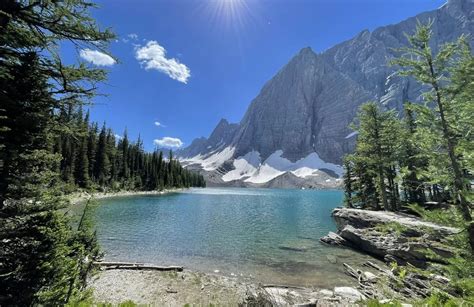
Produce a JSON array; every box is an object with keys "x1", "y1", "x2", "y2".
[{"x1": 332, "y1": 208, "x2": 459, "y2": 236}]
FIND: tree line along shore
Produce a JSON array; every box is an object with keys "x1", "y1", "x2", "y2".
[{"x1": 0, "y1": 1, "x2": 203, "y2": 305}]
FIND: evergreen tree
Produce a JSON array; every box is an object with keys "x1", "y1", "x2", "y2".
[
  {"x1": 0, "y1": 1, "x2": 114, "y2": 304},
  {"x1": 391, "y1": 21, "x2": 474, "y2": 250},
  {"x1": 350, "y1": 102, "x2": 401, "y2": 211},
  {"x1": 74, "y1": 108, "x2": 90, "y2": 188},
  {"x1": 94, "y1": 123, "x2": 111, "y2": 187},
  {"x1": 343, "y1": 157, "x2": 354, "y2": 208},
  {"x1": 398, "y1": 103, "x2": 427, "y2": 204},
  {"x1": 87, "y1": 121, "x2": 98, "y2": 181}
]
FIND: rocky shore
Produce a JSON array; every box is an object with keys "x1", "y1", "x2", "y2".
[
  {"x1": 321, "y1": 208, "x2": 458, "y2": 268},
  {"x1": 320, "y1": 207, "x2": 460, "y2": 302},
  {"x1": 85, "y1": 201, "x2": 460, "y2": 305}
]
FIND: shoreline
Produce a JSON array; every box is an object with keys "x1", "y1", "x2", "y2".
[
  {"x1": 78, "y1": 188, "x2": 377, "y2": 305},
  {"x1": 68, "y1": 188, "x2": 186, "y2": 205},
  {"x1": 88, "y1": 267, "x2": 368, "y2": 305}
]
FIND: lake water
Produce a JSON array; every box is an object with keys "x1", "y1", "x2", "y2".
[{"x1": 92, "y1": 188, "x2": 375, "y2": 288}]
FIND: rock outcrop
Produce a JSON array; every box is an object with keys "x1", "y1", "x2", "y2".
[
  {"x1": 321, "y1": 208, "x2": 459, "y2": 268},
  {"x1": 178, "y1": 0, "x2": 473, "y2": 188},
  {"x1": 332, "y1": 208, "x2": 458, "y2": 237}
]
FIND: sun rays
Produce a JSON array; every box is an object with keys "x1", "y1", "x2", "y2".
[{"x1": 198, "y1": 0, "x2": 261, "y2": 31}]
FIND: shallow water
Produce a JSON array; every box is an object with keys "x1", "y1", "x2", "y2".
[{"x1": 93, "y1": 188, "x2": 376, "y2": 288}]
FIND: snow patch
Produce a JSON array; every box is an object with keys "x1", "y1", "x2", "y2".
[
  {"x1": 221, "y1": 150, "x2": 343, "y2": 183},
  {"x1": 222, "y1": 151, "x2": 261, "y2": 182},
  {"x1": 246, "y1": 164, "x2": 285, "y2": 184},
  {"x1": 291, "y1": 167, "x2": 317, "y2": 178},
  {"x1": 181, "y1": 147, "x2": 235, "y2": 171}
]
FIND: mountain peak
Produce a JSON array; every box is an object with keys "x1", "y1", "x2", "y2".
[
  {"x1": 216, "y1": 118, "x2": 229, "y2": 127},
  {"x1": 179, "y1": 2, "x2": 472, "y2": 188},
  {"x1": 298, "y1": 46, "x2": 314, "y2": 55}
]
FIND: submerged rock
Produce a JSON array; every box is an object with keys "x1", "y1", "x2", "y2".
[
  {"x1": 326, "y1": 255, "x2": 338, "y2": 264},
  {"x1": 278, "y1": 245, "x2": 308, "y2": 252}
]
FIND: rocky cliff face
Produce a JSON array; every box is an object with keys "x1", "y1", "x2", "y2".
[{"x1": 178, "y1": 0, "x2": 473, "y2": 187}]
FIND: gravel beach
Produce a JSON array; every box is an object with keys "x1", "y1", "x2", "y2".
[
  {"x1": 88, "y1": 269, "x2": 254, "y2": 305},
  {"x1": 88, "y1": 268, "x2": 371, "y2": 306}
]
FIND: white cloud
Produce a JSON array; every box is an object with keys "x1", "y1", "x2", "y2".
[
  {"x1": 135, "y1": 41, "x2": 190, "y2": 83},
  {"x1": 115, "y1": 134, "x2": 123, "y2": 140},
  {"x1": 128, "y1": 33, "x2": 138, "y2": 40},
  {"x1": 154, "y1": 121, "x2": 166, "y2": 127},
  {"x1": 79, "y1": 49, "x2": 116, "y2": 66},
  {"x1": 153, "y1": 137, "x2": 183, "y2": 148}
]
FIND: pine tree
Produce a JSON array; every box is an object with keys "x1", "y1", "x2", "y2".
[{"x1": 391, "y1": 21, "x2": 474, "y2": 250}]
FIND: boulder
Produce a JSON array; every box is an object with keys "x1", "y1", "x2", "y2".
[
  {"x1": 320, "y1": 231, "x2": 346, "y2": 245},
  {"x1": 339, "y1": 225, "x2": 390, "y2": 258},
  {"x1": 333, "y1": 286, "x2": 366, "y2": 301},
  {"x1": 363, "y1": 271, "x2": 377, "y2": 282}
]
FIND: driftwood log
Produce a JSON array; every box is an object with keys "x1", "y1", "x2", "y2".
[{"x1": 93, "y1": 261, "x2": 183, "y2": 271}]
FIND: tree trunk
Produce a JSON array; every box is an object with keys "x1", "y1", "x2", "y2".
[{"x1": 378, "y1": 165, "x2": 389, "y2": 211}]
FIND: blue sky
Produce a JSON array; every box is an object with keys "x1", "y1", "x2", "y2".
[{"x1": 76, "y1": 0, "x2": 445, "y2": 151}]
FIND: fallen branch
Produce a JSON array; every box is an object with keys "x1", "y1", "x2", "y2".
[
  {"x1": 93, "y1": 261, "x2": 183, "y2": 271},
  {"x1": 364, "y1": 261, "x2": 388, "y2": 273},
  {"x1": 343, "y1": 263, "x2": 360, "y2": 279}
]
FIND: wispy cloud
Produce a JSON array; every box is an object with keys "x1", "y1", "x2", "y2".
[
  {"x1": 154, "y1": 121, "x2": 166, "y2": 127},
  {"x1": 128, "y1": 33, "x2": 138, "y2": 40},
  {"x1": 135, "y1": 41, "x2": 190, "y2": 83},
  {"x1": 79, "y1": 49, "x2": 116, "y2": 66},
  {"x1": 153, "y1": 137, "x2": 183, "y2": 148}
]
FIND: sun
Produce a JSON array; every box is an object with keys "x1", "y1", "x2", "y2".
[{"x1": 202, "y1": 0, "x2": 256, "y2": 30}]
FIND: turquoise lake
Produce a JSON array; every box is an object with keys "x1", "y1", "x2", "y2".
[{"x1": 93, "y1": 188, "x2": 375, "y2": 287}]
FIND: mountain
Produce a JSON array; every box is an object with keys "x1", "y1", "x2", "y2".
[{"x1": 178, "y1": 0, "x2": 473, "y2": 188}]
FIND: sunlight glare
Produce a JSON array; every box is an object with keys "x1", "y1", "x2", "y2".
[{"x1": 203, "y1": 0, "x2": 257, "y2": 30}]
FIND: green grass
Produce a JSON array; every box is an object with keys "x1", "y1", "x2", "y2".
[{"x1": 374, "y1": 222, "x2": 408, "y2": 235}]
